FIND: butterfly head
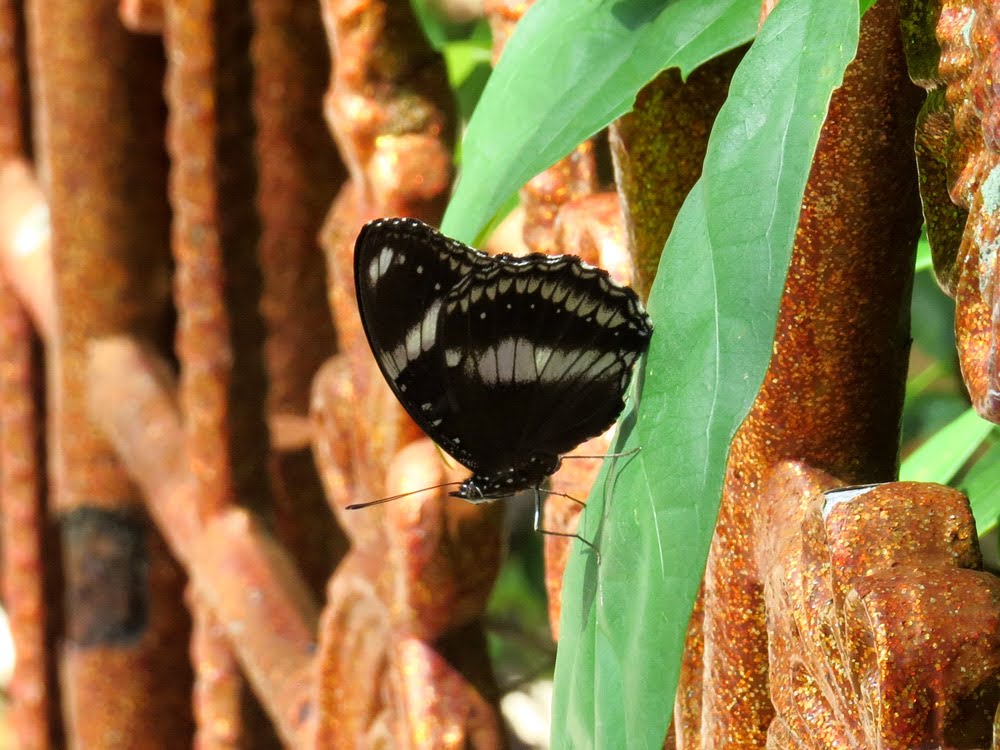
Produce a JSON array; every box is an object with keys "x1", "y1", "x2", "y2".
[{"x1": 450, "y1": 454, "x2": 562, "y2": 503}]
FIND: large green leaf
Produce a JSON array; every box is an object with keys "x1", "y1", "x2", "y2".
[
  {"x1": 963, "y1": 438, "x2": 1000, "y2": 535},
  {"x1": 551, "y1": 2, "x2": 861, "y2": 747},
  {"x1": 900, "y1": 407, "x2": 994, "y2": 485},
  {"x1": 441, "y1": 0, "x2": 759, "y2": 243}
]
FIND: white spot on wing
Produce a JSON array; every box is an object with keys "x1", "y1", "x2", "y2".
[
  {"x1": 496, "y1": 337, "x2": 515, "y2": 382},
  {"x1": 420, "y1": 299, "x2": 441, "y2": 353},
  {"x1": 390, "y1": 344, "x2": 408, "y2": 374},
  {"x1": 576, "y1": 296, "x2": 599, "y2": 317},
  {"x1": 368, "y1": 245, "x2": 394, "y2": 286},
  {"x1": 587, "y1": 351, "x2": 619, "y2": 378},
  {"x1": 477, "y1": 350, "x2": 498, "y2": 385},
  {"x1": 534, "y1": 346, "x2": 553, "y2": 373},
  {"x1": 445, "y1": 348, "x2": 462, "y2": 367},
  {"x1": 514, "y1": 338, "x2": 536, "y2": 382},
  {"x1": 404, "y1": 323, "x2": 422, "y2": 361}
]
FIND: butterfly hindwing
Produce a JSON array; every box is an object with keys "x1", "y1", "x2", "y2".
[{"x1": 435, "y1": 254, "x2": 652, "y2": 471}]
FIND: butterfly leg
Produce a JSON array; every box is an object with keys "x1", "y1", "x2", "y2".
[
  {"x1": 562, "y1": 446, "x2": 642, "y2": 461},
  {"x1": 533, "y1": 487, "x2": 600, "y2": 564}
]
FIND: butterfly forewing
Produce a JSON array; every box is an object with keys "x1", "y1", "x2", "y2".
[
  {"x1": 354, "y1": 217, "x2": 652, "y2": 484},
  {"x1": 354, "y1": 218, "x2": 493, "y2": 469},
  {"x1": 354, "y1": 218, "x2": 491, "y2": 380}
]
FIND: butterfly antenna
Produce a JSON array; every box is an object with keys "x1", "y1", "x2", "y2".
[
  {"x1": 345, "y1": 481, "x2": 463, "y2": 510},
  {"x1": 533, "y1": 487, "x2": 601, "y2": 565}
]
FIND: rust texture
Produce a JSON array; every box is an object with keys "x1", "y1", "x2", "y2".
[
  {"x1": 760, "y1": 467, "x2": 1000, "y2": 747},
  {"x1": 163, "y1": 0, "x2": 271, "y2": 521},
  {"x1": 913, "y1": 0, "x2": 1000, "y2": 420},
  {"x1": 0, "y1": 6, "x2": 57, "y2": 738},
  {"x1": 0, "y1": 0, "x2": 24, "y2": 158},
  {"x1": 0, "y1": 282, "x2": 58, "y2": 748},
  {"x1": 679, "y1": 1, "x2": 925, "y2": 746},
  {"x1": 118, "y1": 0, "x2": 163, "y2": 33},
  {"x1": 609, "y1": 49, "x2": 742, "y2": 298},
  {"x1": 27, "y1": 0, "x2": 193, "y2": 745},
  {"x1": 311, "y1": 0, "x2": 507, "y2": 744},
  {"x1": 163, "y1": 0, "x2": 280, "y2": 745},
  {"x1": 901, "y1": 0, "x2": 969, "y2": 297},
  {"x1": 87, "y1": 337, "x2": 320, "y2": 747},
  {"x1": 519, "y1": 141, "x2": 597, "y2": 256},
  {"x1": 250, "y1": 0, "x2": 346, "y2": 599},
  {"x1": 318, "y1": 0, "x2": 454, "y2": 356}
]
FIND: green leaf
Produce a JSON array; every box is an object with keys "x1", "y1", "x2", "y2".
[
  {"x1": 860, "y1": 0, "x2": 878, "y2": 14},
  {"x1": 551, "y1": 2, "x2": 861, "y2": 748},
  {"x1": 914, "y1": 230, "x2": 932, "y2": 272},
  {"x1": 900, "y1": 407, "x2": 994, "y2": 484},
  {"x1": 443, "y1": 39, "x2": 493, "y2": 124},
  {"x1": 910, "y1": 270, "x2": 957, "y2": 367},
  {"x1": 901, "y1": 391, "x2": 968, "y2": 446},
  {"x1": 441, "y1": 0, "x2": 760, "y2": 243},
  {"x1": 962, "y1": 439, "x2": 1000, "y2": 535}
]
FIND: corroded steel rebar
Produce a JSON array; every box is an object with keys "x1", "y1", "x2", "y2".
[
  {"x1": 250, "y1": 0, "x2": 346, "y2": 599},
  {"x1": 163, "y1": 0, "x2": 279, "y2": 745},
  {"x1": 0, "y1": 281, "x2": 56, "y2": 749},
  {"x1": 679, "y1": 1, "x2": 925, "y2": 746},
  {"x1": 0, "y1": 6, "x2": 56, "y2": 737},
  {"x1": 26, "y1": 0, "x2": 193, "y2": 744},
  {"x1": 88, "y1": 336, "x2": 320, "y2": 747},
  {"x1": 164, "y1": 0, "x2": 271, "y2": 521}
]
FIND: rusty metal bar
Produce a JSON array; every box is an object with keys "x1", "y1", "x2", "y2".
[
  {"x1": 25, "y1": 0, "x2": 193, "y2": 745},
  {"x1": 163, "y1": 0, "x2": 279, "y2": 743},
  {"x1": 88, "y1": 335, "x2": 319, "y2": 747},
  {"x1": 680, "y1": 2, "x2": 925, "y2": 745},
  {"x1": 250, "y1": 0, "x2": 346, "y2": 599},
  {"x1": 0, "y1": 282, "x2": 56, "y2": 749}
]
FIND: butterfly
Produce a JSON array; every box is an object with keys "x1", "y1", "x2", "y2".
[{"x1": 349, "y1": 217, "x2": 652, "y2": 543}]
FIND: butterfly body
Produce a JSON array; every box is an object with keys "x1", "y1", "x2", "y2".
[
  {"x1": 452, "y1": 453, "x2": 562, "y2": 502},
  {"x1": 353, "y1": 217, "x2": 652, "y2": 505}
]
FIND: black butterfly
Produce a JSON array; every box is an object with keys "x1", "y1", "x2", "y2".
[{"x1": 350, "y1": 218, "x2": 652, "y2": 539}]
